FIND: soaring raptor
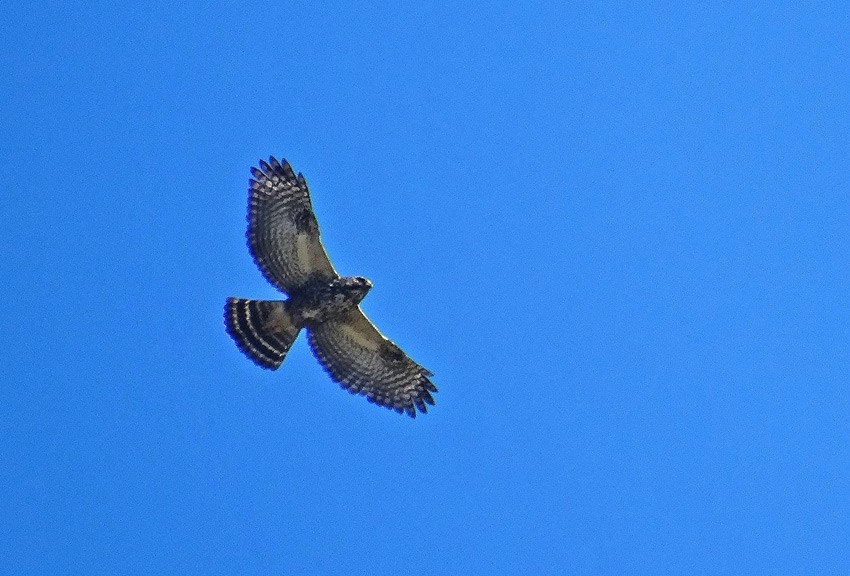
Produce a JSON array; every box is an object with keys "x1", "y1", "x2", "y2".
[{"x1": 224, "y1": 157, "x2": 436, "y2": 417}]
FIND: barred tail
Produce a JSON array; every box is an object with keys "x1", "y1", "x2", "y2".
[{"x1": 224, "y1": 297, "x2": 301, "y2": 370}]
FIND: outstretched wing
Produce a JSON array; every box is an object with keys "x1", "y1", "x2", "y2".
[
  {"x1": 247, "y1": 157, "x2": 338, "y2": 294},
  {"x1": 307, "y1": 308, "x2": 437, "y2": 417}
]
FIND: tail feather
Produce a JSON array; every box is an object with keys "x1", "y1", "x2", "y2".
[{"x1": 224, "y1": 298, "x2": 300, "y2": 370}]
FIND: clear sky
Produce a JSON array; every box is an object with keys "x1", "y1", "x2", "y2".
[{"x1": 1, "y1": 1, "x2": 848, "y2": 574}]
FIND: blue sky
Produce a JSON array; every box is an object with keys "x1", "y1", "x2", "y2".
[{"x1": 1, "y1": 1, "x2": 848, "y2": 574}]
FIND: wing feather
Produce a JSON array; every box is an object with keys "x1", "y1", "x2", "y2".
[
  {"x1": 307, "y1": 308, "x2": 437, "y2": 417},
  {"x1": 247, "y1": 157, "x2": 338, "y2": 293}
]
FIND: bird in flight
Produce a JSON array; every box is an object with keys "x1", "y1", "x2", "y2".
[{"x1": 224, "y1": 157, "x2": 437, "y2": 417}]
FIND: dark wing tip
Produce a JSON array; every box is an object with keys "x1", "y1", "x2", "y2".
[
  {"x1": 387, "y1": 373, "x2": 438, "y2": 418},
  {"x1": 414, "y1": 399, "x2": 425, "y2": 413},
  {"x1": 251, "y1": 156, "x2": 294, "y2": 179}
]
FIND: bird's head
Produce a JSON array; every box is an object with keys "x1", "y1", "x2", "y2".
[{"x1": 343, "y1": 275, "x2": 373, "y2": 304}]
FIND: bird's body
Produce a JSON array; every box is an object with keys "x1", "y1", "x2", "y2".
[
  {"x1": 224, "y1": 157, "x2": 436, "y2": 417},
  {"x1": 287, "y1": 276, "x2": 372, "y2": 325}
]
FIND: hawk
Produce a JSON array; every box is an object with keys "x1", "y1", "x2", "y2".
[{"x1": 224, "y1": 157, "x2": 437, "y2": 417}]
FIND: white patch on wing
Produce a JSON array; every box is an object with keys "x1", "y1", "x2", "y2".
[
  {"x1": 301, "y1": 309, "x2": 320, "y2": 320},
  {"x1": 340, "y1": 320, "x2": 382, "y2": 351},
  {"x1": 294, "y1": 233, "x2": 313, "y2": 272}
]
